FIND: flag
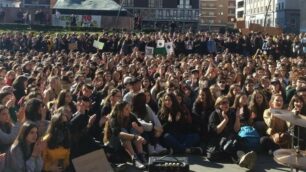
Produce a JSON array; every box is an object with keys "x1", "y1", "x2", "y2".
[
  {"x1": 165, "y1": 42, "x2": 173, "y2": 55},
  {"x1": 145, "y1": 46, "x2": 154, "y2": 57},
  {"x1": 157, "y1": 40, "x2": 165, "y2": 48},
  {"x1": 93, "y1": 40, "x2": 104, "y2": 50}
]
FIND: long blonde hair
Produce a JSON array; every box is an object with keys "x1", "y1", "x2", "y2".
[{"x1": 103, "y1": 101, "x2": 129, "y2": 144}]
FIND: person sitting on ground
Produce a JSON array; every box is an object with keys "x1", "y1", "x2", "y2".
[
  {"x1": 42, "y1": 108, "x2": 71, "y2": 172},
  {"x1": 261, "y1": 94, "x2": 290, "y2": 153},
  {"x1": 131, "y1": 92, "x2": 166, "y2": 155},
  {"x1": 104, "y1": 101, "x2": 147, "y2": 169},
  {"x1": 5, "y1": 121, "x2": 45, "y2": 172},
  {"x1": 207, "y1": 96, "x2": 257, "y2": 170},
  {"x1": 158, "y1": 93, "x2": 202, "y2": 155}
]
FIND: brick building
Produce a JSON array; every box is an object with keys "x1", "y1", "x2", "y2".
[
  {"x1": 199, "y1": 0, "x2": 236, "y2": 31},
  {"x1": 114, "y1": 0, "x2": 200, "y2": 31}
]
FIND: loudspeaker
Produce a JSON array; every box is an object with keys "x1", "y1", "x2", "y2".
[{"x1": 148, "y1": 156, "x2": 189, "y2": 172}]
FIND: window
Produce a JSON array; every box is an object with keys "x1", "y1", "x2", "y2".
[
  {"x1": 123, "y1": 0, "x2": 134, "y2": 7},
  {"x1": 238, "y1": 1, "x2": 244, "y2": 8},
  {"x1": 149, "y1": 0, "x2": 162, "y2": 8},
  {"x1": 237, "y1": 11, "x2": 244, "y2": 18},
  {"x1": 24, "y1": 0, "x2": 50, "y2": 6},
  {"x1": 166, "y1": 10, "x2": 170, "y2": 17},
  {"x1": 208, "y1": 11, "x2": 215, "y2": 16},
  {"x1": 267, "y1": 19, "x2": 271, "y2": 27},
  {"x1": 228, "y1": 1, "x2": 235, "y2": 7},
  {"x1": 228, "y1": 9, "x2": 235, "y2": 15}
]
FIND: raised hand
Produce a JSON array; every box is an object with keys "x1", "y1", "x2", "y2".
[
  {"x1": 175, "y1": 112, "x2": 181, "y2": 122},
  {"x1": 32, "y1": 140, "x2": 46, "y2": 157},
  {"x1": 88, "y1": 114, "x2": 96, "y2": 128},
  {"x1": 222, "y1": 111, "x2": 229, "y2": 121},
  {"x1": 168, "y1": 114, "x2": 173, "y2": 122}
]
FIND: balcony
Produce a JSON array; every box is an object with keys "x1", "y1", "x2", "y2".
[
  {"x1": 201, "y1": 6, "x2": 217, "y2": 10},
  {"x1": 125, "y1": 7, "x2": 199, "y2": 21},
  {"x1": 23, "y1": 0, "x2": 50, "y2": 7},
  {"x1": 200, "y1": 15, "x2": 217, "y2": 18}
]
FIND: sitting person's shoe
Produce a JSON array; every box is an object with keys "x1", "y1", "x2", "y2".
[
  {"x1": 185, "y1": 147, "x2": 203, "y2": 155},
  {"x1": 148, "y1": 144, "x2": 157, "y2": 155},
  {"x1": 239, "y1": 151, "x2": 257, "y2": 170},
  {"x1": 155, "y1": 144, "x2": 168, "y2": 154},
  {"x1": 132, "y1": 157, "x2": 146, "y2": 169},
  {"x1": 113, "y1": 163, "x2": 127, "y2": 172},
  {"x1": 138, "y1": 153, "x2": 148, "y2": 165}
]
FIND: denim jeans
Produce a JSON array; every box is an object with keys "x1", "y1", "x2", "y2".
[{"x1": 162, "y1": 132, "x2": 200, "y2": 153}]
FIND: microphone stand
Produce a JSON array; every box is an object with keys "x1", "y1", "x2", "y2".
[{"x1": 291, "y1": 111, "x2": 301, "y2": 172}]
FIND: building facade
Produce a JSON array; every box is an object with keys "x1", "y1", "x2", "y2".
[
  {"x1": 275, "y1": 0, "x2": 300, "y2": 33},
  {"x1": 236, "y1": 0, "x2": 304, "y2": 33},
  {"x1": 115, "y1": 0, "x2": 200, "y2": 31},
  {"x1": 243, "y1": 0, "x2": 277, "y2": 28},
  {"x1": 198, "y1": 0, "x2": 235, "y2": 31},
  {"x1": 236, "y1": 0, "x2": 244, "y2": 21}
]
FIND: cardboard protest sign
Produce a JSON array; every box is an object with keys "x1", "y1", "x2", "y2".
[
  {"x1": 157, "y1": 40, "x2": 165, "y2": 48},
  {"x1": 72, "y1": 149, "x2": 113, "y2": 172},
  {"x1": 165, "y1": 42, "x2": 174, "y2": 55},
  {"x1": 68, "y1": 43, "x2": 78, "y2": 51},
  {"x1": 93, "y1": 40, "x2": 105, "y2": 50},
  {"x1": 145, "y1": 46, "x2": 154, "y2": 57}
]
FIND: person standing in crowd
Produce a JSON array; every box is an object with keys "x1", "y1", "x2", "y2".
[
  {"x1": 70, "y1": 14, "x2": 77, "y2": 27},
  {"x1": 207, "y1": 36, "x2": 217, "y2": 55}
]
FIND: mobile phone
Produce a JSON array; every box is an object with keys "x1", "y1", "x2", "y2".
[{"x1": 58, "y1": 159, "x2": 64, "y2": 170}]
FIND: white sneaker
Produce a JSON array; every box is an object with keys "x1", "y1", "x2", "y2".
[
  {"x1": 133, "y1": 158, "x2": 146, "y2": 169},
  {"x1": 155, "y1": 144, "x2": 168, "y2": 154},
  {"x1": 148, "y1": 144, "x2": 157, "y2": 155},
  {"x1": 239, "y1": 151, "x2": 257, "y2": 170}
]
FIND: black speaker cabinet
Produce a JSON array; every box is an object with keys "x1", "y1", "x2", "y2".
[{"x1": 148, "y1": 156, "x2": 189, "y2": 172}]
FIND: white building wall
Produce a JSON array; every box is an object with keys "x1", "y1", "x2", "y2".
[
  {"x1": 244, "y1": 0, "x2": 277, "y2": 28},
  {"x1": 240, "y1": 0, "x2": 306, "y2": 32},
  {"x1": 299, "y1": 0, "x2": 306, "y2": 32}
]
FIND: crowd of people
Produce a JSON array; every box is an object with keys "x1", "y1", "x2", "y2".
[{"x1": 0, "y1": 30, "x2": 305, "y2": 171}]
